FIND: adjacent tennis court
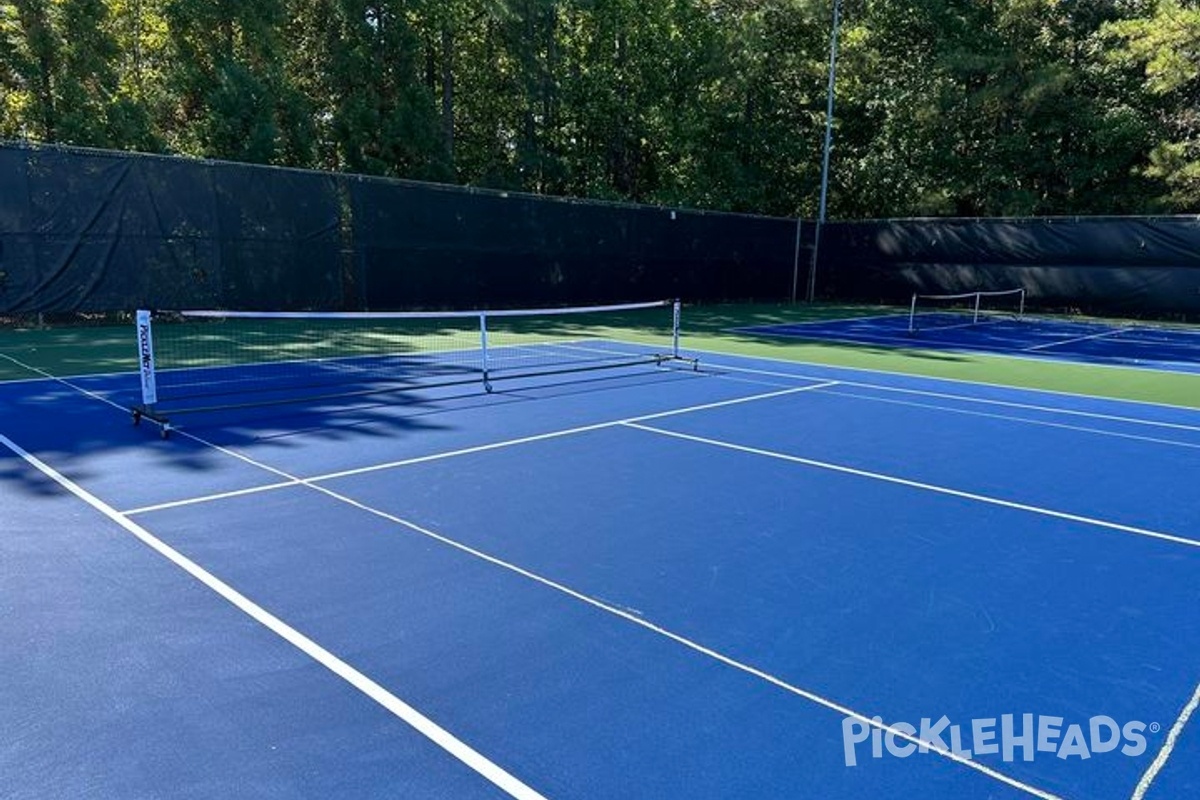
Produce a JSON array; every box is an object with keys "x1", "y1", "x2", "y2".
[
  {"x1": 3, "y1": 308, "x2": 1199, "y2": 800},
  {"x1": 737, "y1": 292, "x2": 1200, "y2": 374}
]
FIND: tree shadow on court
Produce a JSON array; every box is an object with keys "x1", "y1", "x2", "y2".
[
  {"x1": 0, "y1": 363, "x2": 707, "y2": 501},
  {"x1": 674, "y1": 302, "x2": 979, "y2": 365},
  {"x1": 0, "y1": 376, "x2": 462, "y2": 499}
]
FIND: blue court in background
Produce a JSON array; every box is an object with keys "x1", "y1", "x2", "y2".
[
  {"x1": 737, "y1": 313, "x2": 1200, "y2": 374},
  {"x1": 2, "y1": 345, "x2": 1199, "y2": 799}
]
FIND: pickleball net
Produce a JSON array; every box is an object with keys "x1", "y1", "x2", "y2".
[
  {"x1": 907, "y1": 288, "x2": 1026, "y2": 334},
  {"x1": 133, "y1": 300, "x2": 691, "y2": 431}
]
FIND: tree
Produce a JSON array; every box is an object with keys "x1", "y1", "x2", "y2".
[
  {"x1": 0, "y1": 0, "x2": 1193, "y2": 215},
  {"x1": 1, "y1": 1, "x2": 63, "y2": 140},
  {"x1": 443, "y1": 0, "x2": 564, "y2": 191},
  {"x1": 1106, "y1": 0, "x2": 1200, "y2": 210},
  {"x1": 163, "y1": 0, "x2": 313, "y2": 163},
  {"x1": 0, "y1": 0, "x2": 156, "y2": 147},
  {"x1": 57, "y1": 0, "x2": 122, "y2": 143},
  {"x1": 287, "y1": 0, "x2": 444, "y2": 177},
  {"x1": 833, "y1": 0, "x2": 1157, "y2": 217},
  {"x1": 669, "y1": 0, "x2": 828, "y2": 215}
]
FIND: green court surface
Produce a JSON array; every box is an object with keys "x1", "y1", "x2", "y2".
[{"x1": 2, "y1": 303, "x2": 1199, "y2": 409}]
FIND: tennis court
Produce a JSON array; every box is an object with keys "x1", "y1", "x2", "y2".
[
  {"x1": 735, "y1": 290, "x2": 1200, "y2": 375},
  {"x1": 3, "y1": 310, "x2": 1200, "y2": 800}
]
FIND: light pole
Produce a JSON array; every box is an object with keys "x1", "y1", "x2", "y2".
[{"x1": 806, "y1": 0, "x2": 841, "y2": 303}]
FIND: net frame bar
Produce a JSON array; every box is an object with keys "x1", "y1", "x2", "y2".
[
  {"x1": 174, "y1": 300, "x2": 672, "y2": 321},
  {"x1": 132, "y1": 300, "x2": 690, "y2": 436},
  {"x1": 908, "y1": 288, "x2": 1026, "y2": 333}
]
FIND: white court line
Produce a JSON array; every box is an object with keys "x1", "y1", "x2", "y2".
[
  {"x1": 1131, "y1": 679, "x2": 1200, "y2": 799},
  {"x1": 581, "y1": 350, "x2": 1200, "y2": 448},
  {"x1": 123, "y1": 480, "x2": 301, "y2": 515},
  {"x1": 1116, "y1": 322, "x2": 1200, "y2": 341},
  {"x1": 0, "y1": 434, "x2": 546, "y2": 800},
  {"x1": 1023, "y1": 327, "x2": 1130, "y2": 352},
  {"x1": 123, "y1": 383, "x2": 835, "y2": 515},
  {"x1": 8, "y1": 334, "x2": 1188, "y2": 797},
  {"x1": 700, "y1": 333, "x2": 1200, "y2": 399},
  {"x1": 817, "y1": 388, "x2": 1200, "y2": 450},
  {"x1": 549, "y1": 338, "x2": 1200, "y2": 421},
  {"x1": 1115, "y1": 333, "x2": 1200, "y2": 352},
  {"x1": 911, "y1": 315, "x2": 1010, "y2": 335},
  {"x1": 739, "y1": 318, "x2": 1012, "y2": 349},
  {"x1": 739, "y1": 328, "x2": 952, "y2": 351},
  {"x1": 0, "y1": 353, "x2": 133, "y2": 386},
  {"x1": 748, "y1": 322, "x2": 1200, "y2": 376},
  {"x1": 8, "y1": 332, "x2": 1198, "y2": 422},
  {"x1": 152, "y1": 425, "x2": 1061, "y2": 800},
  {"x1": 622, "y1": 422, "x2": 1200, "y2": 551},
  {"x1": 703, "y1": 361, "x2": 1200, "y2": 434},
  {"x1": 0, "y1": 352, "x2": 136, "y2": 395},
  {"x1": 0, "y1": 353, "x2": 136, "y2": 413},
  {"x1": 561, "y1": 340, "x2": 1200, "y2": 438}
]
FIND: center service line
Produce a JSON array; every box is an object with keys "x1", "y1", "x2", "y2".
[
  {"x1": 147, "y1": 415, "x2": 1061, "y2": 800},
  {"x1": 621, "y1": 422, "x2": 1200, "y2": 551},
  {"x1": 124, "y1": 382, "x2": 836, "y2": 515}
]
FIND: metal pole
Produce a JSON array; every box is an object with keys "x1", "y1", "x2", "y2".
[
  {"x1": 807, "y1": 0, "x2": 841, "y2": 303},
  {"x1": 789, "y1": 218, "x2": 803, "y2": 303},
  {"x1": 479, "y1": 312, "x2": 490, "y2": 390},
  {"x1": 672, "y1": 300, "x2": 681, "y2": 358}
]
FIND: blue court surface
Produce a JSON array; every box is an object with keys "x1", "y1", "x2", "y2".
[
  {"x1": 737, "y1": 313, "x2": 1200, "y2": 374},
  {"x1": 3, "y1": 345, "x2": 1200, "y2": 799}
]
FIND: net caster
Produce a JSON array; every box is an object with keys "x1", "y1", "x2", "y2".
[{"x1": 132, "y1": 409, "x2": 142, "y2": 427}]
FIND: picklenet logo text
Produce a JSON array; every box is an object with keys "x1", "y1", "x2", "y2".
[{"x1": 842, "y1": 714, "x2": 1154, "y2": 767}]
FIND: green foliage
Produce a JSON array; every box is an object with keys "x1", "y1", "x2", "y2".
[
  {"x1": 1, "y1": 1, "x2": 58, "y2": 139},
  {"x1": 0, "y1": 0, "x2": 159, "y2": 146},
  {"x1": 835, "y1": 0, "x2": 1160, "y2": 216},
  {"x1": 161, "y1": 0, "x2": 314, "y2": 162},
  {"x1": 1105, "y1": 0, "x2": 1200, "y2": 208},
  {"x1": 286, "y1": 0, "x2": 446, "y2": 178},
  {"x1": 0, "y1": 0, "x2": 1194, "y2": 214}
]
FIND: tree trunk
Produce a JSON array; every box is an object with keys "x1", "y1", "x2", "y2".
[
  {"x1": 16, "y1": 1, "x2": 58, "y2": 138},
  {"x1": 441, "y1": 26, "x2": 454, "y2": 165}
]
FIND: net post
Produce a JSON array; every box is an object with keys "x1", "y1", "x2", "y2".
[
  {"x1": 672, "y1": 300, "x2": 681, "y2": 358},
  {"x1": 479, "y1": 312, "x2": 490, "y2": 389},
  {"x1": 972, "y1": 292, "x2": 982, "y2": 324},
  {"x1": 1018, "y1": 288, "x2": 1026, "y2": 320},
  {"x1": 135, "y1": 309, "x2": 159, "y2": 416},
  {"x1": 908, "y1": 293, "x2": 918, "y2": 333}
]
